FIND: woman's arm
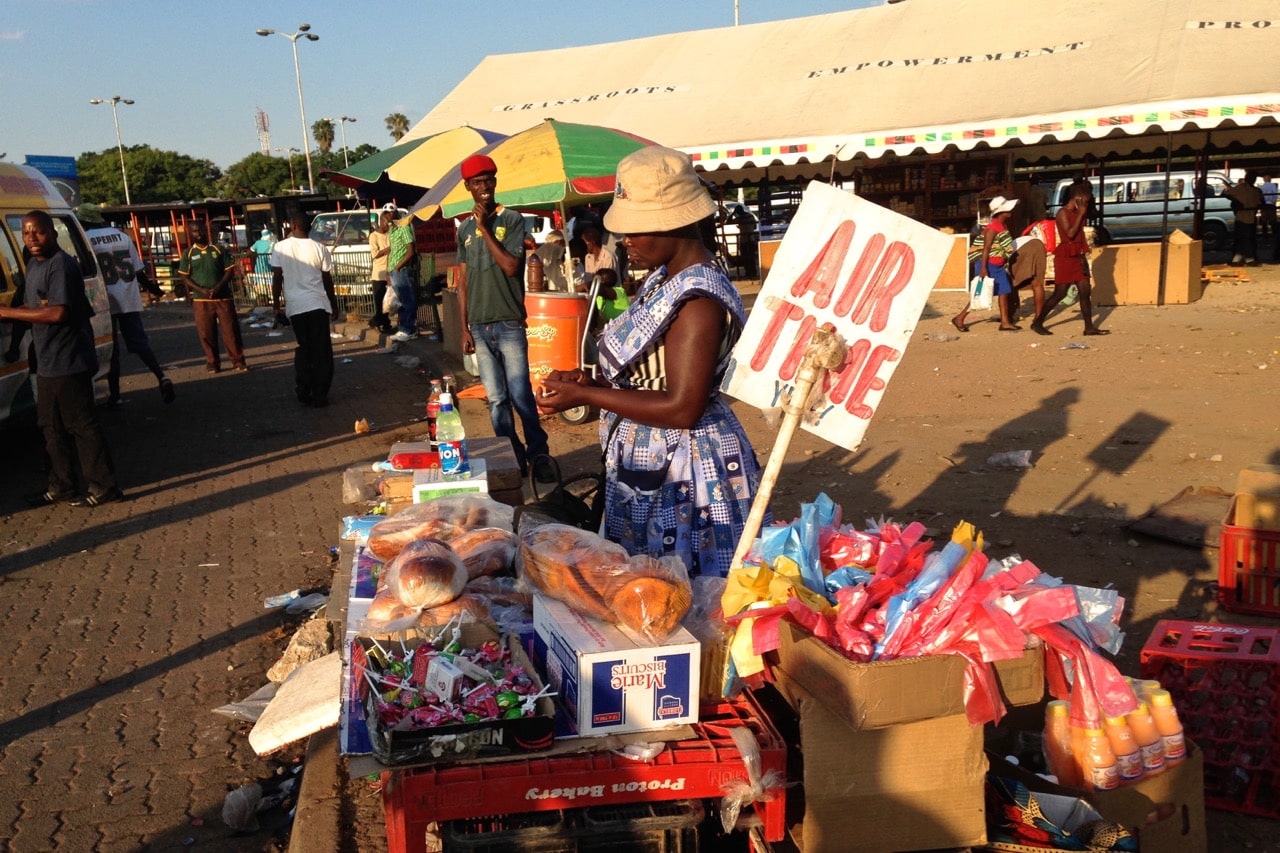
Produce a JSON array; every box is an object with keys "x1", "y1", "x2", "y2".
[{"x1": 540, "y1": 296, "x2": 725, "y2": 430}]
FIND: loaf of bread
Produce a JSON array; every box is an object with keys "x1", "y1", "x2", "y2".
[
  {"x1": 367, "y1": 496, "x2": 515, "y2": 561},
  {"x1": 384, "y1": 538, "x2": 467, "y2": 609},
  {"x1": 449, "y1": 527, "x2": 518, "y2": 579},
  {"x1": 365, "y1": 589, "x2": 413, "y2": 624},
  {"x1": 464, "y1": 575, "x2": 532, "y2": 610},
  {"x1": 416, "y1": 593, "x2": 493, "y2": 629},
  {"x1": 518, "y1": 524, "x2": 691, "y2": 641}
]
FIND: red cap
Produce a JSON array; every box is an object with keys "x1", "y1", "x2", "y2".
[{"x1": 460, "y1": 154, "x2": 498, "y2": 180}]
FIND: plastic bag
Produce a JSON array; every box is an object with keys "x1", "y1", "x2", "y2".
[
  {"x1": 718, "y1": 726, "x2": 788, "y2": 832},
  {"x1": 519, "y1": 523, "x2": 692, "y2": 641},
  {"x1": 366, "y1": 495, "x2": 515, "y2": 561},
  {"x1": 341, "y1": 514, "x2": 383, "y2": 542},
  {"x1": 382, "y1": 538, "x2": 467, "y2": 609},
  {"x1": 342, "y1": 467, "x2": 378, "y2": 504},
  {"x1": 448, "y1": 527, "x2": 518, "y2": 580},
  {"x1": 969, "y1": 274, "x2": 994, "y2": 311}
]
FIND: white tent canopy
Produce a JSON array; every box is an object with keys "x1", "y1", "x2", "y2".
[{"x1": 406, "y1": 0, "x2": 1280, "y2": 173}]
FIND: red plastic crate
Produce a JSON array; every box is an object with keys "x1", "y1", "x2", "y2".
[
  {"x1": 1218, "y1": 500, "x2": 1280, "y2": 617},
  {"x1": 1140, "y1": 620, "x2": 1280, "y2": 817},
  {"x1": 382, "y1": 694, "x2": 787, "y2": 853}
]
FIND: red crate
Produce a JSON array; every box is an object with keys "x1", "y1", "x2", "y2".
[
  {"x1": 1218, "y1": 500, "x2": 1280, "y2": 617},
  {"x1": 382, "y1": 694, "x2": 787, "y2": 853},
  {"x1": 1140, "y1": 620, "x2": 1280, "y2": 817}
]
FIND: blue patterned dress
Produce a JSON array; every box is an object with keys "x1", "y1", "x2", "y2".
[{"x1": 594, "y1": 262, "x2": 765, "y2": 577}]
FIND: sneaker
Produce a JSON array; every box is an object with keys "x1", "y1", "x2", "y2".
[
  {"x1": 69, "y1": 487, "x2": 126, "y2": 508},
  {"x1": 390, "y1": 331, "x2": 418, "y2": 343},
  {"x1": 532, "y1": 457, "x2": 559, "y2": 484},
  {"x1": 159, "y1": 378, "x2": 175, "y2": 404},
  {"x1": 25, "y1": 489, "x2": 76, "y2": 507}
]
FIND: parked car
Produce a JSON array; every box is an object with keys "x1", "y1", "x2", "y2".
[{"x1": 1047, "y1": 171, "x2": 1235, "y2": 251}]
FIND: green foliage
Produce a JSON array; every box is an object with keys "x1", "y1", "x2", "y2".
[
  {"x1": 312, "y1": 119, "x2": 335, "y2": 154},
  {"x1": 385, "y1": 113, "x2": 410, "y2": 142},
  {"x1": 220, "y1": 152, "x2": 294, "y2": 197},
  {"x1": 77, "y1": 146, "x2": 221, "y2": 205}
]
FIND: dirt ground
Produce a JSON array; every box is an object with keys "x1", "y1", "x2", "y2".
[{"x1": 346, "y1": 259, "x2": 1280, "y2": 852}]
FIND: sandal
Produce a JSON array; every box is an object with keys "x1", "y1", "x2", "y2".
[
  {"x1": 159, "y1": 378, "x2": 176, "y2": 404},
  {"x1": 1083, "y1": 328, "x2": 1111, "y2": 336},
  {"x1": 951, "y1": 317, "x2": 969, "y2": 333},
  {"x1": 998, "y1": 325, "x2": 1022, "y2": 332}
]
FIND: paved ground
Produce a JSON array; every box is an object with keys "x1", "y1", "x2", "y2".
[{"x1": 0, "y1": 306, "x2": 449, "y2": 852}]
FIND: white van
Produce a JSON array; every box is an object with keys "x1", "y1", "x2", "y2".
[
  {"x1": 0, "y1": 163, "x2": 112, "y2": 423},
  {"x1": 1048, "y1": 171, "x2": 1235, "y2": 251}
]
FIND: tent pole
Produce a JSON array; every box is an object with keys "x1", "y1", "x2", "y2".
[{"x1": 1157, "y1": 133, "x2": 1173, "y2": 305}]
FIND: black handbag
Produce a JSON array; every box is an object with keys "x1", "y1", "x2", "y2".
[{"x1": 512, "y1": 454, "x2": 604, "y2": 532}]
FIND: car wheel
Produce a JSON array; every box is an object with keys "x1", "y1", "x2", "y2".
[
  {"x1": 560, "y1": 405, "x2": 597, "y2": 425},
  {"x1": 1200, "y1": 221, "x2": 1230, "y2": 253}
]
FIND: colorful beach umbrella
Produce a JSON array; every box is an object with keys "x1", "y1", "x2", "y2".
[
  {"x1": 408, "y1": 119, "x2": 655, "y2": 221},
  {"x1": 325, "y1": 125, "x2": 507, "y2": 191}
]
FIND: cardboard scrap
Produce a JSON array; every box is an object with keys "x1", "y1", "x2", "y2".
[
  {"x1": 1125, "y1": 485, "x2": 1232, "y2": 548},
  {"x1": 249, "y1": 651, "x2": 342, "y2": 756}
]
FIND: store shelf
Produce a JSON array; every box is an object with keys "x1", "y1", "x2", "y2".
[{"x1": 855, "y1": 155, "x2": 1008, "y2": 230}]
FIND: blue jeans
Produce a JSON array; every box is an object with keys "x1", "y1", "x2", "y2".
[
  {"x1": 469, "y1": 320, "x2": 549, "y2": 470},
  {"x1": 389, "y1": 267, "x2": 416, "y2": 335}
]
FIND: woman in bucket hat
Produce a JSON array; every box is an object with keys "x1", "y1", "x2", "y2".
[
  {"x1": 538, "y1": 146, "x2": 766, "y2": 578},
  {"x1": 952, "y1": 195, "x2": 1022, "y2": 333}
]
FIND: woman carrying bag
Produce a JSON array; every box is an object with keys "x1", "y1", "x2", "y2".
[{"x1": 953, "y1": 196, "x2": 1021, "y2": 333}]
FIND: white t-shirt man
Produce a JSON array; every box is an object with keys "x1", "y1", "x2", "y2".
[
  {"x1": 86, "y1": 226, "x2": 145, "y2": 315},
  {"x1": 270, "y1": 236, "x2": 334, "y2": 317}
]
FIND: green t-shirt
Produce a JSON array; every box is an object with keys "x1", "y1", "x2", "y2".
[
  {"x1": 178, "y1": 243, "x2": 229, "y2": 297},
  {"x1": 457, "y1": 206, "x2": 528, "y2": 325},
  {"x1": 388, "y1": 223, "x2": 414, "y2": 272},
  {"x1": 596, "y1": 287, "x2": 630, "y2": 322}
]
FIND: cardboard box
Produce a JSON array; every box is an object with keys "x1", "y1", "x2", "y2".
[
  {"x1": 411, "y1": 458, "x2": 488, "y2": 503},
  {"x1": 986, "y1": 747, "x2": 1206, "y2": 852},
  {"x1": 773, "y1": 670, "x2": 988, "y2": 853},
  {"x1": 772, "y1": 620, "x2": 1043, "y2": 730},
  {"x1": 532, "y1": 592, "x2": 700, "y2": 736},
  {"x1": 1234, "y1": 464, "x2": 1280, "y2": 531},
  {"x1": 351, "y1": 625, "x2": 556, "y2": 766},
  {"x1": 1089, "y1": 233, "x2": 1203, "y2": 306}
]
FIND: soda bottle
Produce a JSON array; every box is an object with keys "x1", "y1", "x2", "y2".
[
  {"x1": 1148, "y1": 689, "x2": 1187, "y2": 766},
  {"x1": 1043, "y1": 700, "x2": 1079, "y2": 787},
  {"x1": 526, "y1": 251, "x2": 544, "y2": 292},
  {"x1": 426, "y1": 379, "x2": 443, "y2": 442},
  {"x1": 435, "y1": 393, "x2": 469, "y2": 476},
  {"x1": 1126, "y1": 700, "x2": 1166, "y2": 776},
  {"x1": 1103, "y1": 714, "x2": 1145, "y2": 785},
  {"x1": 1076, "y1": 727, "x2": 1120, "y2": 791}
]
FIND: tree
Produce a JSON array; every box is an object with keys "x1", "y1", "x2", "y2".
[
  {"x1": 77, "y1": 146, "x2": 221, "y2": 205},
  {"x1": 220, "y1": 152, "x2": 294, "y2": 198},
  {"x1": 385, "y1": 113, "x2": 410, "y2": 142},
  {"x1": 312, "y1": 119, "x2": 335, "y2": 154}
]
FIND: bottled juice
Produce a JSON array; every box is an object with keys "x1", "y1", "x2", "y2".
[
  {"x1": 1077, "y1": 727, "x2": 1120, "y2": 791},
  {"x1": 1043, "y1": 701, "x2": 1079, "y2": 787},
  {"x1": 1148, "y1": 689, "x2": 1187, "y2": 765},
  {"x1": 1127, "y1": 700, "x2": 1166, "y2": 776},
  {"x1": 1103, "y1": 715, "x2": 1145, "y2": 784}
]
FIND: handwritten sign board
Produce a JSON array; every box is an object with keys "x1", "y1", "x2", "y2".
[{"x1": 724, "y1": 181, "x2": 957, "y2": 452}]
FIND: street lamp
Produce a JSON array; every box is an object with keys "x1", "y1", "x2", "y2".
[
  {"x1": 274, "y1": 147, "x2": 300, "y2": 191},
  {"x1": 325, "y1": 116, "x2": 357, "y2": 169},
  {"x1": 256, "y1": 23, "x2": 319, "y2": 193},
  {"x1": 89, "y1": 95, "x2": 135, "y2": 205}
]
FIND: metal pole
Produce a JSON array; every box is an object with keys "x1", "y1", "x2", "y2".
[
  {"x1": 109, "y1": 100, "x2": 132, "y2": 206},
  {"x1": 289, "y1": 37, "x2": 314, "y2": 193}
]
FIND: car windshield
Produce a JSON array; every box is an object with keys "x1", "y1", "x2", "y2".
[{"x1": 310, "y1": 212, "x2": 375, "y2": 246}]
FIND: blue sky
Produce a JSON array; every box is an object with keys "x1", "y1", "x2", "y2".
[{"x1": 1, "y1": 0, "x2": 876, "y2": 171}]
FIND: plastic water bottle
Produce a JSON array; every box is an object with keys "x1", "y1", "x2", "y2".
[
  {"x1": 426, "y1": 379, "x2": 443, "y2": 442},
  {"x1": 435, "y1": 393, "x2": 469, "y2": 476}
]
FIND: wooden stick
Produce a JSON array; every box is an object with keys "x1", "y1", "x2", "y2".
[{"x1": 729, "y1": 326, "x2": 848, "y2": 571}]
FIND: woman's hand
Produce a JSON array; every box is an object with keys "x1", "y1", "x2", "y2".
[{"x1": 537, "y1": 369, "x2": 591, "y2": 413}]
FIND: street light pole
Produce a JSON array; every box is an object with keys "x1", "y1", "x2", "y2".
[
  {"x1": 256, "y1": 23, "x2": 319, "y2": 193},
  {"x1": 274, "y1": 148, "x2": 299, "y2": 191},
  {"x1": 89, "y1": 95, "x2": 134, "y2": 205},
  {"x1": 338, "y1": 116, "x2": 356, "y2": 169}
]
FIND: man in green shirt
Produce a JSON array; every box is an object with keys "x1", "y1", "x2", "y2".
[
  {"x1": 177, "y1": 223, "x2": 248, "y2": 372},
  {"x1": 387, "y1": 218, "x2": 417, "y2": 342}
]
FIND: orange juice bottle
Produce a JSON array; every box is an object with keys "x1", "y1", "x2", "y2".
[
  {"x1": 1103, "y1": 715, "x2": 1145, "y2": 784},
  {"x1": 1077, "y1": 727, "x2": 1120, "y2": 791},
  {"x1": 1148, "y1": 689, "x2": 1187, "y2": 765},
  {"x1": 1127, "y1": 700, "x2": 1166, "y2": 776},
  {"x1": 1043, "y1": 700, "x2": 1079, "y2": 787}
]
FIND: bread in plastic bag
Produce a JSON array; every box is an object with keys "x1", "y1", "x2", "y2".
[
  {"x1": 383, "y1": 538, "x2": 467, "y2": 609},
  {"x1": 366, "y1": 495, "x2": 515, "y2": 561},
  {"x1": 448, "y1": 527, "x2": 518, "y2": 579},
  {"x1": 518, "y1": 523, "x2": 692, "y2": 641}
]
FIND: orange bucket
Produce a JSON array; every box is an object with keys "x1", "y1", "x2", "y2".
[{"x1": 525, "y1": 292, "x2": 589, "y2": 391}]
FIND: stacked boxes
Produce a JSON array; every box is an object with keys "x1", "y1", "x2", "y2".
[
  {"x1": 1141, "y1": 619, "x2": 1279, "y2": 819},
  {"x1": 1219, "y1": 465, "x2": 1280, "y2": 616}
]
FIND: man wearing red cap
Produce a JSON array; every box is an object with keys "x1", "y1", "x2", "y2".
[{"x1": 455, "y1": 154, "x2": 554, "y2": 481}]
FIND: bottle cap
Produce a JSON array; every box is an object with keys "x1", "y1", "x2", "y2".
[
  {"x1": 440, "y1": 392, "x2": 454, "y2": 407},
  {"x1": 1083, "y1": 727, "x2": 1105, "y2": 736},
  {"x1": 1104, "y1": 715, "x2": 1129, "y2": 727},
  {"x1": 1047, "y1": 700, "x2": 1069, "y2": 717},
  {"x1": 1148, "y1": 689, "x2": 1173, "y2": 707}
]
